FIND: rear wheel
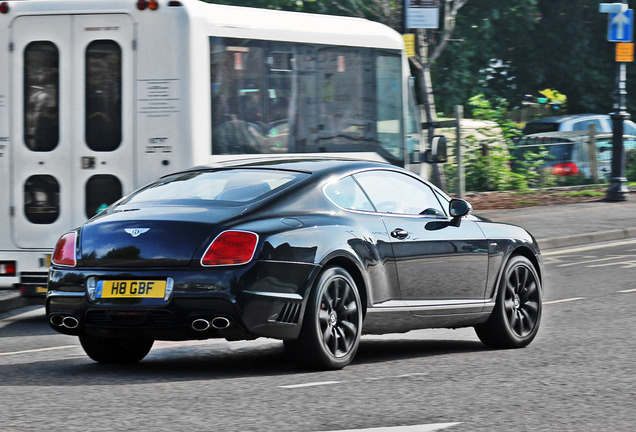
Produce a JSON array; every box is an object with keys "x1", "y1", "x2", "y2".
[
  {"x1": 79, "y1": 335, "x2": 154, "y2": 364},
  {"x1": 292, "y1": 266, "x2": 362, "y2": 370},
  {"x1": 475, "y1": 255, "x2": 542, "y2": 348}
]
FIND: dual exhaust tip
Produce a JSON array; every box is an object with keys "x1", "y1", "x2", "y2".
[
  {"x1": 51, "y1": 314, "x2": 232, "y2": 331},
  {"x1": 191, "y1": 317, "x2": 231, "y2": 332},
  {"x1": 50, "y1": 314, "x2": 79, "y2": 329}
]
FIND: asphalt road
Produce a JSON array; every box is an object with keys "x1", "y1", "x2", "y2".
[{"x1": 1, "y1": 239, "x2": 636, "y2": 432}]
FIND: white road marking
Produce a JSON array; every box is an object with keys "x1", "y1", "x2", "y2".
[
  {"x1": 0, "y1": 345, "x2": 78, "y2": 356},
  {"x1": 279, "y1": 381, "x2": 343, "y2": 389},
  {"x1": 618, "y1": 288, "x2": 636, "y2": 293},
  {"x1": 587, "y1": 260, "x2": 636, "y2": 269},
  {"x1": 555, "y1": 255, "x2": 635, "y2": 267},
  {"x1": 314, "y1": 423, "x2": 461, "y2": 432},
  {"x1": 543, "y1": 297, "x2": 585, "y2": 305},
  {"x1": 543, "y1": 239, "x2": 636, "y2": 256}
]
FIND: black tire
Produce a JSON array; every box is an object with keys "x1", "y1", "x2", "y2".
[
  {"x1": 79, "y1": 335, "x2": 154, "y2": 364},
  {"x1": 475, "y1": 255, "x2": 542, "y2": 349},
  {"x1": 293, "y1": 266, "x2": 363, "y2": 370}
]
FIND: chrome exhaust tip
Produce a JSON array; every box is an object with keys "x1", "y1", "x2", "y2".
[
  {"x1": 50, "y1": 315, "x2": 64, "y2": 327},
  {"x1": 50, "y1": 315, "x2": 79, "y2": 329},
  {"x1": 211, "y1": 317, "x2": 231, "y2": 330},
  {"x1": 62, "y1": 316, "x2": 79, "y2": 329},
  {"x1": 191, "y1": 318, "x2": 211, "y2": 332}
]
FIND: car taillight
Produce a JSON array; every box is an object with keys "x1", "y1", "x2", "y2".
[
  {"x1": 0, "y1": 261, "x2": 16, "y2": 276},
  {"x1": 52, "y1": 232, "x2": 77, "y2": 267},
  {"x1": 552, "y1": 162, "x2": 579, "y2": 176},
  {"x1": 201, "y1": 231, "x2": 258, "y2": 266}
]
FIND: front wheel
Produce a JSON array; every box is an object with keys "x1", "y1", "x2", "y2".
[
  {"x1": 475, "y1": 255, "x2": 542, "y2": 349},
  {"x1": 292, "y1": 266, "x2": 363, "y2": 370},
  {"x1": 79, "y1": 335, "x2": 154, "y2": 364}
]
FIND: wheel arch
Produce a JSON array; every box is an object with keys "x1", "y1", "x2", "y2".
[
  {"x1": 320, "y1": 255, "x2": 369, "y2": 320},
  {"x1": 510, "y1": 245, "x2": 543, "y2": 289}
]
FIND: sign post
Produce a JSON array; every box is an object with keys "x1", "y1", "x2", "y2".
[{"x1": 600, "y1": 2, "x2": 633, "y2": 201}]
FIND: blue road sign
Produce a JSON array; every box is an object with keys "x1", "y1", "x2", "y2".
[{"x1": 609, "y1": 9, "x2": 633, "y2": 42}]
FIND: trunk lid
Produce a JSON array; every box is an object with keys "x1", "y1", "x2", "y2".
[{"x1": 79, "y1": 204, "x2": 246, "y2": 267}]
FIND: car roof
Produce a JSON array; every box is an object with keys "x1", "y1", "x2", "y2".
[
  {"x1": 518, "y1": 131, "x2": 636, "y2": 144},
  {"x1": 525, "y1": 114, "x2": 608, "y2": 124},
  {"x1": 180, "y1": 156, "x2": 395, "y2": 176}
]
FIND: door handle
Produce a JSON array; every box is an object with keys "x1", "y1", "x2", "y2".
[{"x1": 391, "y1": 228, "x2": 409, "y2": 240}]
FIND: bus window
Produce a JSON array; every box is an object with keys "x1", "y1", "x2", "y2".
[
  {"x1": 24, "y1": 175, "x2": 60, "y2": 224},
  {"x1": 210, "y1": 37, "x2": 403, "y2": 165},
  {"x1": 85, "y1": 40, "x2": 122, "y2": 151},
  {"x1": 317, "y1": 48, "x2": 375, "y2": 151},
  {"x1": 24, "y1": 41, "x2": 59, "y2": 152},
  {"x1": 85, "y1": 175, "x2": 122, "y2": 218},
  {"x1": 376, "y1": 54, "x2": 403, "y2": 160}
]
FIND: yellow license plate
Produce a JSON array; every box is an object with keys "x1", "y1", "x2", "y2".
[{"x1": 97, "y1": 280, "x2": 166, "y2": 299}]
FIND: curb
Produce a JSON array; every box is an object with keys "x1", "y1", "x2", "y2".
[
  {"x1": 538, "y1": 227, "x2": 636, "y2": 250},
  {"x1": 0, "y1": 293, "x2": 42, "y2": 314}
]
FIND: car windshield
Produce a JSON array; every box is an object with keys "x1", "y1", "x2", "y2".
[{"x1": 122, "y1": 169, "x2": 307, "y2": 204}]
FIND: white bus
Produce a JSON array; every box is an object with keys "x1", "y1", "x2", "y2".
[{"x1": 0, "y1": 0, "x2": 429, "y2": 293}]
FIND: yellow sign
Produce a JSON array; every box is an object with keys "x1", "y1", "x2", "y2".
[
  {"x1": 403, "y1": 34, "x2": 416, "y2": 58},
  {"x1": 616, "y1": 43, "x2": 634, "y2": 62}
]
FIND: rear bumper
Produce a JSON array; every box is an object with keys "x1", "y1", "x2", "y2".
[{"x1": 46, "y1": 261, "x2": 318, "y2": 341}]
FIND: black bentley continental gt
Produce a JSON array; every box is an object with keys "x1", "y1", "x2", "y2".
[{"x1": 47, "y1": 158, "x2": 543, "y2": 369}]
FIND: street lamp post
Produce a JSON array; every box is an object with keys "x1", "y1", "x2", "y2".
[
  {"x1": 606, "y1": 61, "x2": 630, "y2": 201},
  {"x1": 603, "y1": 0, "x2": 632, "y2": 201}
]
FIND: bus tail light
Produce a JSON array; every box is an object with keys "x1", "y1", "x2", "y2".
[
  {"x1": 201, "y1": 231, "x2": 258, "y2": 266},
  {"x1": 0, "y1": 2, "x2": 9, "y2": 14},
  {"x1": 0, "y1": 261, "x2": 16, "y2": 276},
  {"x1": 552, "y1": 162, "x2": 579, "y2": 176},
  {"x1": 136, "y1": 0, "x2": 147, "y2": 10},
  {"x1": 52, "y1": 232, "x2": 77, "y2": 267},
  {"x1": 148, "y1": 0, "x2": 159, "y2": 10}
]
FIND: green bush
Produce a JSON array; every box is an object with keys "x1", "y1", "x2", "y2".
[{"x1": 627, "y1": 149, "x2": 636, "y2": 182}]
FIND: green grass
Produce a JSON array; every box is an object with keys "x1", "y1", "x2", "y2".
[
  {"x1": 515, "y1": 200, "x2": 540, "y2": 205},
  {"x1": 553, "y1": 190, "x2": 605, "y2": 197}
]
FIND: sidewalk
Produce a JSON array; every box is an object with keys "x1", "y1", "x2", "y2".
[
  {"x1": 3, "y1": 198, "x2": 636, "y2": 313},
  {"x1": 476, "y1": 198, "x2": 636, "y2": 250}
]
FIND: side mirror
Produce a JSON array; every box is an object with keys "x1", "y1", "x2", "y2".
[
  {"x1": 449, "y1": 198, "x2": 472, "y2": 227},
  {"x1": 423, "y1": 135, "x2": 448, "y2": 163}
]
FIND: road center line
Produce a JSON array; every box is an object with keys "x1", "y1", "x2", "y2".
[
  {"x1": 543, "y1": 297, "x2": 585, "y2": 305},
  {"x1": 0, "y1": 345, "x2": 78, "y2": 356},
  {"x1": 618, "y1": 288, "x2": 636, "y2": 293},
  {"x1": 314, "y1": 423, "x2": 461, "y2": 432},
  {"x1": 279, "y1": 381, "x2": 343, "y2": 389}
]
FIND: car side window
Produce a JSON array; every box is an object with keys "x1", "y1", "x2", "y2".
[
  {"x1": 353, "y1": 170, "x2": 445, "y2": 216},
  {"x1": 572, "y1": 119, "x2": 603, "y2": 132},
  {"x1": 324, "y1": 175, "x2": 374, "y2": 211}
]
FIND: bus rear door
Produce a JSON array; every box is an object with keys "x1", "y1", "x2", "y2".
[{"x1": 11, "y1": 14, "x2": 134, "y2": 250}]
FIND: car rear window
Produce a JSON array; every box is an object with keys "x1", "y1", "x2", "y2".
[
  {"x1": 123, "y1": 169, "x2": 307, "y2": 204},
  {"x1": 512, "y1": 139, "x2": 574, "y2": 167},
  {"x1": 522, "y1": 122, "x2": 560, "y2": 135}
]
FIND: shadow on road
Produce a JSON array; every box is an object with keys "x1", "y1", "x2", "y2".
[{"x1": 0, "y1": 332, "x2": 486, "y2": 387}]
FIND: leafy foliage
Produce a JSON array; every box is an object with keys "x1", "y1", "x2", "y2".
[{"x1": 432, "y1": 0, "x2": 622, "y2": 116}]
